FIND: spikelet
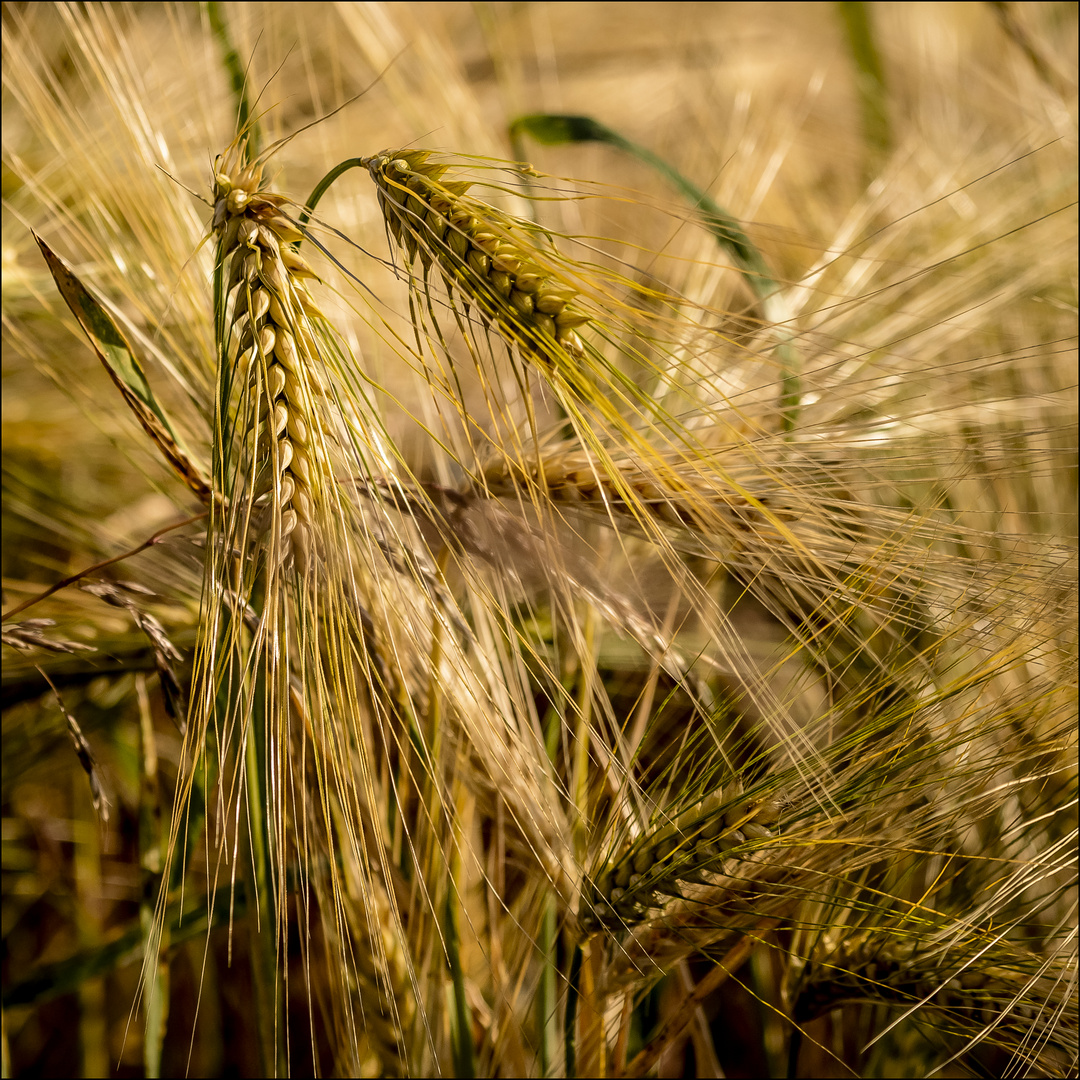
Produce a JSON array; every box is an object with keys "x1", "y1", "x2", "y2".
[{"x1": 363, "y1": 149, "x2": 592, "y2": 369}]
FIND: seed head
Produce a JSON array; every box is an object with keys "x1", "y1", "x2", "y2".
[{"x1": 364, "y1": 149, "x2": 591, "y2": 369}]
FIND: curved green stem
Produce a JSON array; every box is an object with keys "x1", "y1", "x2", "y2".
[
  {"x1": 297, "y1": 158, "x2": 365, "y2": 243},
  {"x1": 510, "y1": 113, "x2": 802, "y2": 432},
  {"x1": 206, "y1": 2, "x2": 260, "y2": 158},
  {"x1": 510, "y1": 115, "x2": 775, "y2": 302}
]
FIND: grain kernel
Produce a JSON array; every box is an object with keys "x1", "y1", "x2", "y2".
[
  {"x1": 467, "y1": 249, "x2": 490, "y2": 277},
  {"x1": 267, "y1": 364, "x2": 287, "y2": 399},
  {"x1": 274, "y1": 330, "x2": 300, "y2": 372},
  {"x1": 491, "y1": 251, "x2": 521, "y2": 274},
  {"x1": 286, "y1": 412, "x2": 309, "y2": 445},
  {"x1": 536, "y1": 293, "x2": 568, "y2": 315},
  {"x1": 257, "y1": 326, "x2": 276, "y2": 356},
  {"x1": 509, "y1": 289, "x2": 534, "y2": 315},
  {"x1": 278, "y1": 438, "x2": 294, "y2": 472},
  {"x1": 249, "y1": 287, "x2": 271, "y2": 322},
  {"x1": 290, "y1": 449, "x2": 312, "y2": 486},
  {"x1": 555, "y1": 308, "x2": 590, "y2": 328}
]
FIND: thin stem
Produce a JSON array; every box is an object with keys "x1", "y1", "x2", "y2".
[{"x1": 2, "y1": 514, "x2": 206, "y2": 622}]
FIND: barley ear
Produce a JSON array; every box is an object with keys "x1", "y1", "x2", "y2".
[
  {"x1": 212, "y1": 137, "x2": 324, "y2": 574},
  {"x1": 364, "y1": 149, "x2": 592, "y2": 371}
]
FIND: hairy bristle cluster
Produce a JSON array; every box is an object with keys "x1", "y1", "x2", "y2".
[
  {"x1": 363, "y1": 149, "x2": 591, "y2": 366},
  {"x1": 212, "y1": 141, "x2": 326, "y2": 572},
  {"x1": 581, "y1": 779, "x2": 785, "y2": 929}
]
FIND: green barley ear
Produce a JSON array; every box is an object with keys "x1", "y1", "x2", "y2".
[{"x1": 580, "y1": 776, "x2": 787, "y2": 930}]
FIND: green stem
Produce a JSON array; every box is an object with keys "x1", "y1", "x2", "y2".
[
  {"x1": 836, "y1": 2, "x2": 892, "y2": 163},
  {"x1": 297, "y1": 158, "x2": 365, "y2": 243},
  {"x1": 565, "y1": 943, "x2": 583, "y2": 1078},
  {"x1": 445, "y1": 872, "x2": 474, "y2": 1079},
  {"x1": 206, "y1": 2, "x2": 259, "y2": 157},
  {"x1": 137, "y1": 676, "x2": 166, "y2": 1078},
  {"x1": 509, "y1": 115, "x2": 775, "y2": 303},
  {"x1": 509, "y1": 113, "x2": 802, "y2": 431}
]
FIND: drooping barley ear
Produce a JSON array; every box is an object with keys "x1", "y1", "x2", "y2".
[
  {"x1": 478, "y1": 442, "x2": 795, "y2": 541},
  {"x1": 792, "y1": 931, "x2": 1076, "y2": 1072},
  {"x1": 363, "y1": 149, "x2": 592, "y2": 372},
  {"x1": 211, "y1": 136, "x2": 327, "y2": 576}
]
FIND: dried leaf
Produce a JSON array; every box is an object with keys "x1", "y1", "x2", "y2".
[{"x1": 34, "y1": 233, "x2": 214, "y2": 505}]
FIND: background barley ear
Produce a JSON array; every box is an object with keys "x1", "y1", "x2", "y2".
[{"x1": 3, "y1": 3, "x2": 1077, "y2": 1078}]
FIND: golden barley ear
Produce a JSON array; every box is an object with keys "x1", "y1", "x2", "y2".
[
  {"x1": 138, "y1": 132, "x2": 448, "y2": 1072},
  {"x1": 210, "y1": 136, "x2": 328, "y2": 575},
  {"x1": 364, "y1": 150, "x2": 592, "y2": 371}
]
